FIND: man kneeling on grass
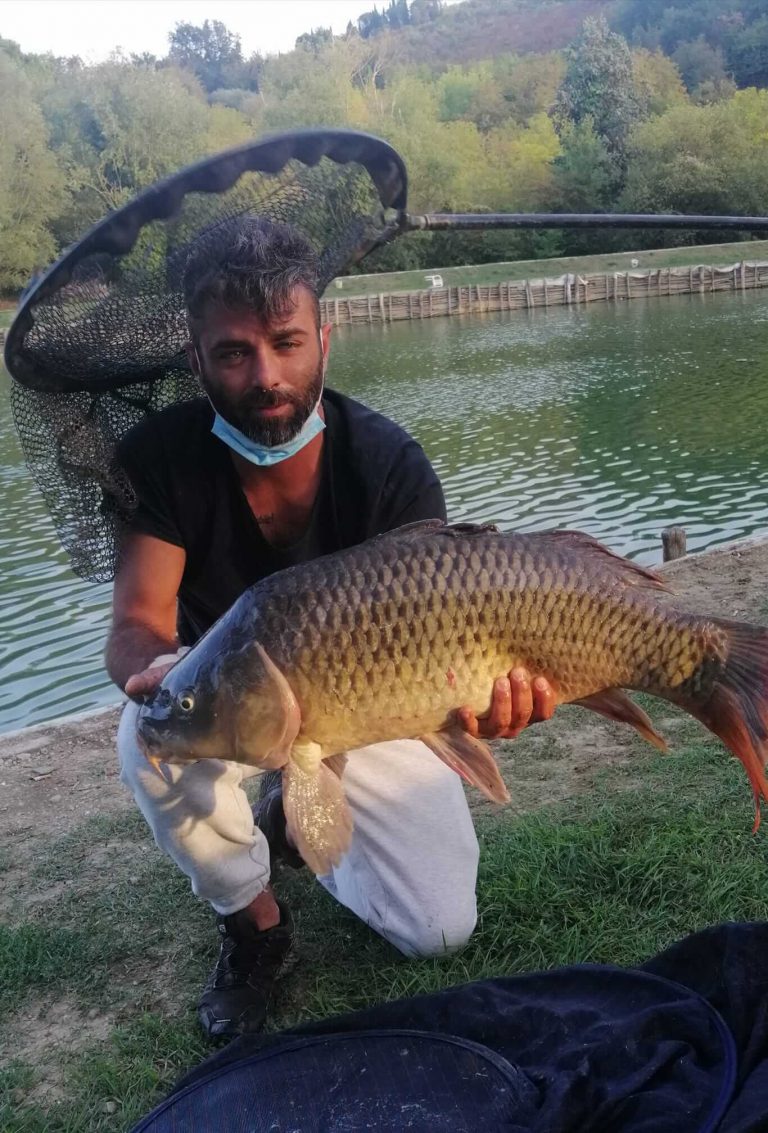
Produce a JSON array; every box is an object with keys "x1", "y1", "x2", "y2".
[{"x1": 106, "y1": 215, "x2": 555, "y2": 1039}]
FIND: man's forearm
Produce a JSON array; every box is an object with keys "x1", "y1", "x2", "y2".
[{"x1": 105, "y1": 621, "x2": 180, "y2": 692}]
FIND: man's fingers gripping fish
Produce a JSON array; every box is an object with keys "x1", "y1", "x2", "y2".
[{"x1": 136, "y1": 520, "x2": 768, "y2": 875}]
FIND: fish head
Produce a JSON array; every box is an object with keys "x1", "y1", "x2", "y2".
[
  {"x1": 136, "y1": 648, "x2": 225, "y2": 765},
  {"x1": 136, "y1": 639, "x2": 299, "y2": 771}
]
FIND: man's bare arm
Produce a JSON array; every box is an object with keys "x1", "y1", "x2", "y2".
[{"x1": 105, "y1": 532, "x2": 186, "y2": 696}]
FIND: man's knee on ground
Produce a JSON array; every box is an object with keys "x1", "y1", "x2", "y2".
[{"x1": 393, "y1": 902, "x2": 478, "y2": 958}]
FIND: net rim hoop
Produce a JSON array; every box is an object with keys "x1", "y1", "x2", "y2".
[{"x1": 4, "y1": 127, "x2": 408, "y2": 390}]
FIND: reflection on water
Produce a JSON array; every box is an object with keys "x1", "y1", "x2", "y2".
[{"x1": 2, "y1": 288, "x2": 768, "y2": 731}]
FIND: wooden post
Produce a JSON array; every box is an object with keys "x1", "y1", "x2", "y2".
[
  {"x1": 525, "y1": 279, "x2": 533, "y2": 309},
  {"x1": 388, "y1": 293, "x2": 392, "y2": 321},
  {"x1": 543, "y1": 279, "x2": 548, "y2": 308},
  {"x1": 662, "y1": 526, "x2": 687, "y2": 562},
  {"x1": 741, "y1": 261, "x2": 747, "y2": 292},
  {"x1": 428, "y1": 289, "x2": 433, "y2": 316},
  {"x1": 379, "y1": 293, "x2": 385, "y2": 321}
]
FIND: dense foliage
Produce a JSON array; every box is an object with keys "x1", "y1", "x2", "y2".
[{"x1": 1, "y1": 0, "x2": 767, "y2": 292}]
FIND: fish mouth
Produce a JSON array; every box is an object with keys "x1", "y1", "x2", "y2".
[
  {"x1": 136, "y1": 710, "x2": 199, "y2": 771},
  {"x1": 136, "y1": 695, "x2": 178, "y2": 753}
]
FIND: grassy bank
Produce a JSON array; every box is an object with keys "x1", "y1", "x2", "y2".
[
  {"x1": 2, "y1": 705, "x2": 767, "y2": 1131},
  {"x1": 327, "y1": 239, "x2": 768, "y2": 298}
]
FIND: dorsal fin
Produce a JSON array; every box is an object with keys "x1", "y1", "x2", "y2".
[
  {"x1": 540, "y1": 529, "x2": 669, "y2": 591},
  {"x1": 375, "y1": 519, "x2": 501, "y2": 544}
]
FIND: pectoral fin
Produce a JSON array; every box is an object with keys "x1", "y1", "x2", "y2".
[
  {"x1": 420, "y1": 728, "x2": 510, "y2": 804},
  {"x1": 325, "y1": 752, "x2": 348, "y2": 780},
  {"x1": 573, "y1": 688, "x2": 668, "y2": 751},
  {"x1": 282, "y1": 742, "x2": 354, "y2": 876}
]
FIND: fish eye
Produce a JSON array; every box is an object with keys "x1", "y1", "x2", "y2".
[{"x1": 178, "y1": 691, "x2": 195, "y2": 714}]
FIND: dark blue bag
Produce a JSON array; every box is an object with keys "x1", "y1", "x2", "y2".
[{"x1": 132, "y1": 922, "x2": 768, "y2": 1132}]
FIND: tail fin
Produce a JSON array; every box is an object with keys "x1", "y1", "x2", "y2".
[{"x1": 683, "y1": 620, "x2": 768, "y2": 832}]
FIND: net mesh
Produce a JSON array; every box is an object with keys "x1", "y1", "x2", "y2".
[{"x1": 6, "y1": 130, "x2": 406, "y2": 582}]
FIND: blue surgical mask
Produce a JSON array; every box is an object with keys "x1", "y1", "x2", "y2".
[
  {"x1": 198, "y1": 333, "x2": 326, "y2": 467},
  {"x1": 211, "y1": 407, "x2": 325, "y2": 467}
]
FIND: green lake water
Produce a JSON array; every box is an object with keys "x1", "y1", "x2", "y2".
[{"x1": 2, "y1": 287, "x2": 768, "y2": 732}]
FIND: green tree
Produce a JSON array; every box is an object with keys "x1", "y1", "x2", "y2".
[
  {"x1": 492, "y1": 52, "x2": 566, "y2": 126},
  {"x1": 548, "y1": 118, "x2": 615, "y2": 213},
  {"x1": 358, "y1": 9, "x2": 386, "y2": 39},
  {"x1": 727, "y1": 14, "x2": 768, "y2": 88},
  {"x1": 385, "y1": 0, "x2": 411, "y2": 30},
  {"x1": 614, "y1": 1, "x2": 768, "y2": 90},
  {"x1": 167, "y1": 20, "x2": 261, "y2": 94},
  {"x1": 0, "y1": 50, "x2": 68, "y2": 291},
  {"x1": 254, "y1": 39, "x2": 369, "y2": 132},
  {"x1": 483, "y1": 113, "x2": 561, "y2": 211},
  {"x1": 40, "y1": 62, "x2": 215, "y2": 242},
  {"x1": 555, "y1": 15, "x2": 641, "y2": 169},
  {"x1": 295, "y1": 27, "x2": 334, "y2": 53},
  {"x1": 631, "y1": 48, "x2": 688, "y2": 116},
  {"x1": 437, "y1": 62, "x2": 507, "y2": 131},
  {"x1": 621, "y1": 89, "x2": 768, "y2": 224},
  {"x1": 672, "y1": 37, "x2": 733, "y2": 97},
  {"x1": 410, "y1": 0, "x2": 443, "y2": 25}
]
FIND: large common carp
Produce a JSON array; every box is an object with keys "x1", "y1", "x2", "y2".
[{"x1": 136, "y1": 520, "x2": 768, "y2": 874}]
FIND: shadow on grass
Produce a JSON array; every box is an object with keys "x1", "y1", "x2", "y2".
[{"x1": 2, "y1": 736, "x2": 768, "y2": 1131}]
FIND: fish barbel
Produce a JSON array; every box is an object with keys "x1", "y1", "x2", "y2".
[{"x1": 136, "y1": 520, "x2": 768, "y2": 874}]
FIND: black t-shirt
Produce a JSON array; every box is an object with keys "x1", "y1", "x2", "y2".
[{"x1": 116, "y1": 389, "x2": 447, "y2": 644}]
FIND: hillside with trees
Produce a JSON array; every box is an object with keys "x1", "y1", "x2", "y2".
[{"x1": 1, "y1": 0, "x2": 767, "y2": 293}]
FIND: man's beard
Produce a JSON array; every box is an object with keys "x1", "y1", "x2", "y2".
[{"x1": 201, "y1": 362, "x2": 324, "y2": 447}]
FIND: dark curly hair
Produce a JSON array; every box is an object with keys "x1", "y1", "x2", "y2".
[{"x1": 183, "y1": 215, "x2": 320, "y2": 331}]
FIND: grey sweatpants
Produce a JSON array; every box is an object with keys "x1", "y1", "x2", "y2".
[{"x1": 118, "y1": 701, "x2": 479, "y2": 957}]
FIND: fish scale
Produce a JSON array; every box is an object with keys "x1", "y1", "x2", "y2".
[
  {"x1": 244, "y1": 527, "x2": 696, "y2": 749},
  {"x1": 138, "y1": 520, "x2": 768, "y2": 875}
]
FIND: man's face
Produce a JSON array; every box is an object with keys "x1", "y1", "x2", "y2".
[{"x1": 188, "y1": 286, "x2": 331, "y2": 447}]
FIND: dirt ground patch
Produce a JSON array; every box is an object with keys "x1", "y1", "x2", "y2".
[{"x1": 1, "y1": 995, "x2": 114, "y2": 1102}]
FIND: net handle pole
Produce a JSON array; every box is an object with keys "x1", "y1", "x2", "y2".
[{"x1": 403, "y1": 212, "x2": 768, "y2": 232}]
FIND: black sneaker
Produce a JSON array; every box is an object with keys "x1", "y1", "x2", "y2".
[
  {"x1": 253, "y1": 772, "x2": 305, "y2": 870},
  {"x1": 198, "y1": 902, "x2": 295, "y2": 1038}
]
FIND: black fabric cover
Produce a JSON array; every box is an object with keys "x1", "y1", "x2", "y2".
[{"x1": 130, "y1": 922, "x2": 768, "y2": 1133}]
